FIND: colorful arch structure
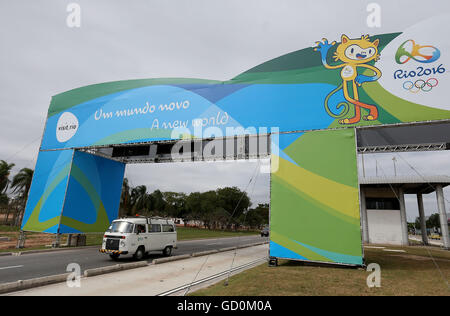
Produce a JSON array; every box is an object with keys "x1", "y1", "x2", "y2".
[{"x1": 23, "y1": 28, "x2": 450, "y2": 266}]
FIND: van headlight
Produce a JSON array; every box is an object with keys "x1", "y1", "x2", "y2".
[{"x1": 120, "y1": 241, "x2": 126, "y2": 247}]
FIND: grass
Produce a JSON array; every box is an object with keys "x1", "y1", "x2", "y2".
[
  {"x1": 0, "y1": 226, "x2": 258, "y2": 253},
  {"x1": 191, "y1": 245, "x2": 450, "y2": 296},
  {"x1": 0, "y1": 225, "x2": 20, "y2": 232}
]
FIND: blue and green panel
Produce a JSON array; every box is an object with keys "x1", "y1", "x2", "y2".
[
  {"x1": 22, "y1": 150, "x2": 125, "y2": 234},
  {"x1": 270, "y1": 128, "x2": 363, "y2": 266}
]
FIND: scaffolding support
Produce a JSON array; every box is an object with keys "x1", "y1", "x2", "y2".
[
  {"x1": 436, "y1": 185, "x2": 450, "y2": 249},
  {"x1": 416, "y1": 194, "x2": 429, "y2": 245}
]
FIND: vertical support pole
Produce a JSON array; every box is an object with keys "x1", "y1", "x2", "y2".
[
  {"x1": 417, "y1": 193, "x2": 429, "y2": 245},
  {"x1": 360, "y1": 188, "x2": 369, "y2": 244},
  {"x1": 66, "y1": 234, "x2": 73, "y2": 247},
  {"x1": 53, "y1": 233, "x2": 61, "y2": 248},
  {"x1": 16, "y1": 230, "x2": 26, "y2": 249},
  {"x1": 398, "y1": 188, "x2": 409, "y2": 246},
  {"x1": 435, "y1": 185, "x2": 449, "y2": 249}
]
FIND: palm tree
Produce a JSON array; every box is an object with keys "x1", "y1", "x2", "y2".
[
  {"x1": 0, "y1": 160, "x2": 15, "y2": 195},
  {"x1": 131, "y1": 185, "x2": 151, "y2": 215},
  {"x1": 119, "y1": 178, "x2": 132, "y2": 217},
  {"x1": 11, "y1": 168, "x2": 33, "y2": 200},
  {"x1": 10, "y1": 167, "x2": 33, "y2": 226},
  {"x1": 0, "y1": 160, "x2": 15, "y2": 224}
]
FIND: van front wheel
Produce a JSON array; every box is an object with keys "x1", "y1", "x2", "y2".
[
  {"x1": 163, "y1": 246, "x2": 172, "y2": 257},
  {"x1": 134, "y1": 247, "x2": 145, "y2": 260}
]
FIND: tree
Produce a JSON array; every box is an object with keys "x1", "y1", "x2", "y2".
[
  {"x1": 414, "y1": 217, "x2": 422, "y2": 230},
  {"x1": 0, "y1": 160, "x2": 15, "y2": 204},
  {"x1": 239, "y1": 203, "x2": 269, "y2": 229},
  {"x1": 216, "y1": 187, "x2": 250, "y2": 229},
  {"x1": 199, "y1": 190, "x2": 219, "y2": 229},
  {"x1": 131, "y1": 185, "x2": 151, "y2": 214},
  {"x1": 10, "y1": 167, "x2": 34, "y2": 226},
  {"x1": 426, "y1": 213, "x2": 440, "y2": 230},
  {"x1": 119, "y1": 178, "x2": 132, "y2": 217},
  {"x1": 11, "y1": 168, "x2": 33, "y2": 200},
  {"x1": 185, "y1": 192, "x2": 203, "y2": 226},
  {"x1": 150, "y1": 190, "x2": 165, "y2": 215},
  {"x1": 162, "y1": 192, "x2": 187, "y2": 218}
]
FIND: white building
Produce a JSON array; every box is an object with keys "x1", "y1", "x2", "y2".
[{"x1": 359, "y1": 176, "x2": 450, "y2": 248}]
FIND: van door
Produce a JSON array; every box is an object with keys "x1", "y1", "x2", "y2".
[
  {"x1": 148, "y1": 223, "x2": 163, "y2": 251},
  {"x1": 162, "y1": 224, "x2": 176, "y2": 248},
  {"x1": 133, "y1": 224, "x2": 147, "y2": 251}
]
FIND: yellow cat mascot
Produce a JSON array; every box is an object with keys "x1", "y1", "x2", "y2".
[{"x1": 314, "y1": 35, "x2": 382, "y2": 124}]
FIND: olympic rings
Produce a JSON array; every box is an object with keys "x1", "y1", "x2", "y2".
[{"x1": 403, "y1": 78, "x2": 438, "y2": 93}]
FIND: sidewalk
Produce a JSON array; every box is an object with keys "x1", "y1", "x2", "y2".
[
  {"x1": 7, "y1": 244, "x2": 268, "y2": 296},
  {"x1": 409, "y1": 235, "x2": 444, "y2": 247}
]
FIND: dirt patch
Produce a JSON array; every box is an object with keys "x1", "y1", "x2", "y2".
[
  {"x1": 390, "y1": 254, "x2": 436, "y2": 261},
  {"x1": 0, "y1": 231, "x2": 66, "y2": 250},
  {"x1": 387, "y1": 253, "x2": 450, "y2": 263},
  {"x1": 0, "y1": 214, "x2": 11, "y2": 221}
]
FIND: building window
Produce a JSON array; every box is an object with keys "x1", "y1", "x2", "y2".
[{"x1": 366, "y1": 198, "x2": 400, "y2": 210}]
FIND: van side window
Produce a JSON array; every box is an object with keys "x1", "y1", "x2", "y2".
[
  {"x1": 149, "y1": 224, "x2": 161, "y2": 233},
  {"x1": 162, "y1": 224, "x2": 175, "y2": 232},
  {"x1": 135, "y1": 224, "x2": 146, "y2": 234}
]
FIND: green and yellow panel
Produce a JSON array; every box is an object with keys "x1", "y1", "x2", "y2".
[
  {"x1": 22, "y1": 150, "x2": 125, "y2": 234},
  {"x1": 270, "y1": 128, "x2": 363, "y2": 266}
]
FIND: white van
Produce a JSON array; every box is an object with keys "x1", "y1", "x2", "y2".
[{"x1": 100, "y1": 217, "x2": 177, "y2": 260}]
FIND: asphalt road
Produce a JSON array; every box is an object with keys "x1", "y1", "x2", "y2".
[{"x1": 0, "y1": 235, "x2": 267, "y2": 284}]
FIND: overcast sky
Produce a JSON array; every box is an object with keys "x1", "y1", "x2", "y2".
[{"x1": 0, "y1": 0, "x2": 449, "y2": 221}]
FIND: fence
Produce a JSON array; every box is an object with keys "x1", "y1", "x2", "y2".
[{"x1": 0, "y1": 206, "x2": 24, "y2": 227}]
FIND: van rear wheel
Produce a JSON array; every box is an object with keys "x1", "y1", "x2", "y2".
[{"x1": 163, "y1": 246, "x2": 172, "y2": 257}]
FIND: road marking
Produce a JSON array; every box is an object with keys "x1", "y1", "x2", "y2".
[{"x1": 0, "y1": 265, "x2": 24, "y2": 270}]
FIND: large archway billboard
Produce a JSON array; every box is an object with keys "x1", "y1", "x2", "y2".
[
  {"x1": 42, "y1": 28, "x2": 449, "y2": 151},
  {"x1": 22, "y1": 15, "x2": 450, "y2": 265}
]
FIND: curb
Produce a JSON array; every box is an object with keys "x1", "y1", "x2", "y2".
[
  {"x1": 84, "y1": 261, "x2": 148, "y2": 277},
  {"x1": 153, "y1": 254, "x2": 191, "y2": 264},
  {"x1": 218, "y1": 246, "x2": 237, "y2": 252},
  {"x1": 191, "y1": 249, "x2": 219, "y2": 257},
  {"x1": 0, "y1": 273, "x2": 70, "y2": 295}
]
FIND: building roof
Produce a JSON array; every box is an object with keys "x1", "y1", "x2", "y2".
[{"x1": 359, "y1": 176, "x2": 450, "y2": 194}]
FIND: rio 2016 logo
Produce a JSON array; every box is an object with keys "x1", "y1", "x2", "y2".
[
  {"x1": 393, "y1": 39, "x2": 444, "y2": 93},
  {"x1": 395, "y1": 39, "x2": 440, "y2": 64}
]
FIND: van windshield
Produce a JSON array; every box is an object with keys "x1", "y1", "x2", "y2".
[{"x1": 107, "y1": 221, "x2": 134, "y2": 233}]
